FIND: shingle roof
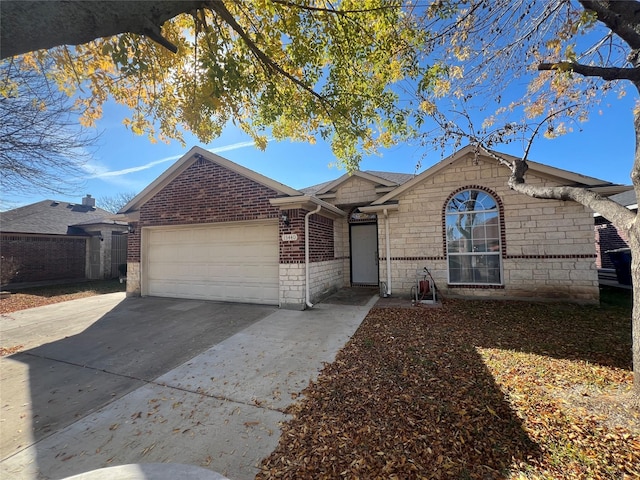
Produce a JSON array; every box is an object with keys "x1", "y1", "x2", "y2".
[
  {"x1": 609, "y1": 189, "x2": 636, "y2": 207},
  {"x1": 300, "y1": 170, "x2": 415, "y2": 195},
  {"x1": 300, "y1": 179, "x2": 335, "y2": 195},
  {"x1": 0, "y1": 200, "x2": 114, "y2": 235},
  {"x1": 363, "y1": 170, "x2": 415, "y2": 185}
]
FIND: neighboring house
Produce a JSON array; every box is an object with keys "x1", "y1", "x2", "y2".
[
  {"x1": 119, "y1": 145, "x2": 627, "y2": 308},
  {"x1": 0, "y1": 195, "x2": 128, "y2": 286},
  {"x1": 594, "y1": 189, "x2": 636, "y2": 269}
]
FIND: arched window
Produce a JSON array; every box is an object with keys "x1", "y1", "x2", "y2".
[{"x1": 445, "y1": 189, "x2": 502, "y2": 285}]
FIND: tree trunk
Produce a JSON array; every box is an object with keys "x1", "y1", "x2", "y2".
[
  {"x1": 629, "y1": 83, "x2": 640, "y2": 400},
  {"x1": 0, "y1": 0, "x2": 205, "y2": 59},
  {"x1": 630, "y1": 227, "x2": 640, "y2": 397},
  {"x1": 486, "y1": 92, "x2": 640, "y2": 400}
]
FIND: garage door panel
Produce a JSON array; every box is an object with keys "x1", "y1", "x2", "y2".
[
  {"x1": 149, "y1": 282, "x2": 278, "y2": 303},
  {"x1": 145, "y1": 221, "x2": 279, "y2": 304}
]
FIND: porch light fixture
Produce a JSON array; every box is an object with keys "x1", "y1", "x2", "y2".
[
  {"x1": 281, "y1": 213, "x2": 290, "y2": 226},
  {"x1": 128, "y1": 225, "x2": 136, "y2": 234}
]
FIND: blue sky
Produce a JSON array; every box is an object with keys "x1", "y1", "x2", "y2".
[{"x1": 3, "y1": 84, "x2": 636, "y2": 211}]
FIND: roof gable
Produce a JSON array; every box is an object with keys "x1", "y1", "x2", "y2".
[
  {"x1": 313, "y1": 170, "x2": 406, "y2": 196},
  {"x1": 371, "y1": 145, "x2": 625, "y2": 206},
  {"x1": 0, "y1": 200, "x2": 113, "y2": 235},
  {"x1": 301, "y1": 170, "x2": 414, "y2": 199},
  {"x1": 120, "y1": 146, "x2": 302, "y2": 214}
]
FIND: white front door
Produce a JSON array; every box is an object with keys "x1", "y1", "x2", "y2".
[{"x1": 350, "y1": 223, "x2": 378, "y2": 285}]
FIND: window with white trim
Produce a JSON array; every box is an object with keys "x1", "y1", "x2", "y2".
[{"x1": 445, "y1": 189, "x2": 502, "y2": 285}]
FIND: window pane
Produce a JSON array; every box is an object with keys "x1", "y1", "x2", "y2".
[
  {"x1": 447, "y1": 211, "x2": 500, "y2": 253},
  {"x1": 471, "y1": 212, "x2": 499, "y2": 252},
  {"x1": 445, "y1": 188, "x2": 502, "y2": 285},
  {"x1": 446, "y1": 190, "x2": 497, "y2": 213},
  {"x1": 448, "y1": 254, "x2": 501, "y2": 284}
]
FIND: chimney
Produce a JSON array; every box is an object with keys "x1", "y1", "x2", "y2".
[{"x1": 82, "y1": 194, "x2": 95, "y2": 207}]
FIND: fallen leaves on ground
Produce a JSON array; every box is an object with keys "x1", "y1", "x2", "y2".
[
  {"x1": 0, "y1": 344, "x2": 23, "y2": 356},
  {"x1": 0, "y1": 280, "x2": 125, "y2": 314},
  {"x1": 258, "y1": 292, "x2": 637, "y2": 479}
]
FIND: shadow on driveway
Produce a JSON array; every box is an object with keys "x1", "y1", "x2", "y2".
[
  {"x1": 1, "y1": 292, "x2": 375, "y2": 480},
  {"x1": 1, "y1": 295, "x2": 275, "y2": 463}
]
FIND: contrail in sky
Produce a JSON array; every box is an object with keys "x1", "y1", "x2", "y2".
[{"x1": 86, "y1": 140, "x2": 262, "y2": 179}]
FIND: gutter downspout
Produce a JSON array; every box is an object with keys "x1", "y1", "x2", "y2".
[
  {"x1": 384, "y1": 208, "x2": 392, "y2": 296},
  {"x1": 305, "y1": 204, "x2": 322, "y2": 308}
]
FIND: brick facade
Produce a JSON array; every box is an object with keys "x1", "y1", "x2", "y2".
[
  {"x1": 309, "y1": 214, "x2": 334, "y2": 262},
  {"x1": 279, "y1": 210, "x2": 334, "y2": 263},
  {"x1": 127, "y1": 223, "x2": 140, "y2": 263},
  {"x1": 1, "y1": 234, "x2": 86, "y2": 284},
  {"x1": 139, "y1": 158, "x2": 280, "y2": 227},
  {"x1": 279, "y1": 209, "x2": 305, "y2": 264},
  {"x1": 127, "y1": 158, "x2": 281, "y2": 295},
  {"x1": 595, "y1": 219, "x2": 629, "y2": 269},
  {"x1": 126, "y1": 155, "x2": 342, "y2": 306}
]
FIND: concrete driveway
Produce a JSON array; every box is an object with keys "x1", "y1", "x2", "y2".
[{"x1": 0, "y1": 291, "x2": 376, "y2": 480}]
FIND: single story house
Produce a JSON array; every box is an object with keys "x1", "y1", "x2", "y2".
[
  {"x1": 119, "y1": 145, "x2": 627, "y2": 308},
  {"x1": 0, "y1": 195, "x2": 128, "y2": 286}
]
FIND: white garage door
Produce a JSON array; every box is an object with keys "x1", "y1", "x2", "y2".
[{"x1": 144, "y1": 221, "x2": 279, "y2": 304}]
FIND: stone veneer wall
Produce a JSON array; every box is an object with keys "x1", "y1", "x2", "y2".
[
  {"x1": 309, "y1": 259, "x2": 343, "y2": 302},
  {"x1": 126, "y1": 261, "x2": 141, "y2": 297},
  {"x1": 279, "y1": 263, "x2": 305, "y2": 309},
  {"x1": 278, "y1": 259, "x2": 343, "y2": 309},
  {"x1": 377, "y1": 154, "x2": 599, "y2": 303},
  {"x1": 332, "y1": 176, "x2": 381, "y2": 205}
]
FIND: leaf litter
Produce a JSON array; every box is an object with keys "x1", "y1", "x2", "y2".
[{"x1": 258, "y1": 296, "x2": 637, "y2": 479}]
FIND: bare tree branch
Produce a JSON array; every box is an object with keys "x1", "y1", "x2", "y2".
[{"x1": 0, "y1": 59, "x2": 97, "y2": 196}]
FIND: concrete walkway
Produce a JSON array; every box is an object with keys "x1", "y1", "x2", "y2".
[{"x1": 0, "y1": 292, "x2": 376, "y2": 480}]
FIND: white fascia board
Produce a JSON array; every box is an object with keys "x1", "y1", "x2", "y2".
[
  {"x1": 317, "y1": 192, "x2": 337, "y2": 199},
  {"x1": 358, "y1": 203, "x2": 399, "y2": 213},
  {"x1": 269, "y1": 195, "x2": 347, "y2": 217},
  {"x1": 118, "y1": 147, "x2": 201, "y2": 213},
  {"x1": 191, "y1": 147, "x2": 302, "y2": 197},
  {"x1": 588, "y1": 185, "x2": 633, "y2": 195},
  {"x1": 370, "y1": 148, "x2": 472, "y2": 206}
]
